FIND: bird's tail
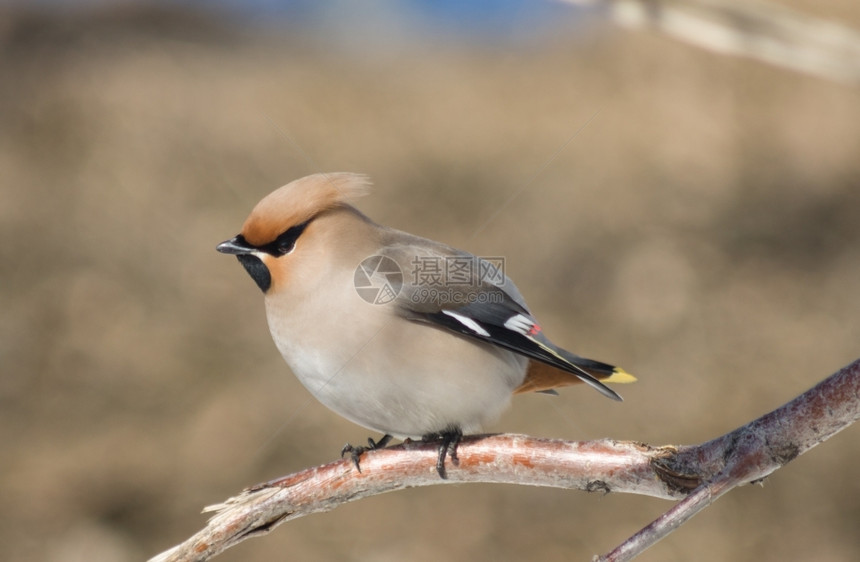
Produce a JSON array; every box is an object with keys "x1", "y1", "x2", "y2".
[
  {"x1": 563, "y1": 353, "x2": 637, "y2": 385},
  {"x1": 515, "y1": 352, "x2": 636, "y2": 397}
]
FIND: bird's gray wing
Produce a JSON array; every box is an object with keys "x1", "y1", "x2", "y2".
[{"x1": 379, "y1": 232, "x2": 621, "y2": 401}]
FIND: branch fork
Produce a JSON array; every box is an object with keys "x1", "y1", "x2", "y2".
[{"x1": 151, "y1": 358, "x2": 860, "y2": 562}]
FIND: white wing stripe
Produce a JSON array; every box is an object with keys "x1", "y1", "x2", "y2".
[
  {"x1": 503, "y1": 313, "x2": 534, "y2": 335},
  {"x1": 442, "y1": 310, "x2": 491, "y2": 337}
]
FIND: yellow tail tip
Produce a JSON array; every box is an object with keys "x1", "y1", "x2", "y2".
[{"x1": 606, "y1": 367, "x2": 637, "y2": 384}]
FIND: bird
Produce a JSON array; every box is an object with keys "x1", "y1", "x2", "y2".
[{"x1": 217, "y1": 172, "x2": 635, "y2": 477}]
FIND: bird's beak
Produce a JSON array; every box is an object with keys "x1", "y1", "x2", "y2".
[{"x1": 216, "y1": 235, "x2": 254, "y2": 255}]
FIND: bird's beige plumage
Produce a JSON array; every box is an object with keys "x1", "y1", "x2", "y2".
[{"x1": 217, "y1": 173, "x2": 635, "y2": 472}]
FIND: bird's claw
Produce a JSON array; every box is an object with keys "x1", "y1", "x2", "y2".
[
  {"x1": 341, "y1": 434, "x2": 393, "y2": 472},
  {"x1": 423, "y1": 428, "x2": 462, "y2": 479}
]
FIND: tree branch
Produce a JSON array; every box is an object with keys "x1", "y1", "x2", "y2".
[
  {"x1": 601, "y1": 357, "x2": 860, "y2": 560},
  {"x1": 150, "y1": 358, "x2": 860, "y2": 562},
  {"x1": 563, "y1": 0, "x2": 860, "y2": 85}
]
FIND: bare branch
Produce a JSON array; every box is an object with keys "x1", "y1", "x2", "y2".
[
  {"x1": 599, "y1": 358, "x2": 860, "y2": 561},
  {"x1": 150, "y1": 358, "x2": 860, "y2": 562},
  {"x1": 149, "y1": 437, "x2": 684, "y2": 562},
  {"x1": 562, "y1": 0, "x2": 860, "y2": 85}
]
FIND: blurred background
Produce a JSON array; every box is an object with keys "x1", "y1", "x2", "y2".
[{"x1": 2, "y1": 1, "x2": 859, "y2": 561}]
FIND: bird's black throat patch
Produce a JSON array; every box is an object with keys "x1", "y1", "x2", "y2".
[{"x1": 236, "y1": 254, "x2": 271, "y2": 293}]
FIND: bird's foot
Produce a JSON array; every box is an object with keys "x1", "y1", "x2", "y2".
[
  {"x1": 422, "y1": 427, "x2": 463, "y2": 479},
  {"x1": 341, "y1": 434, "x2": 393, "y2": 472}
]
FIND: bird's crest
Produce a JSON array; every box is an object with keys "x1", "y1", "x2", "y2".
[{"x1": 241, "y1": 173, "x2": 371, "y2": 246}]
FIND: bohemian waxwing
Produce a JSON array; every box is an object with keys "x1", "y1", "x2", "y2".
[{"x1": 217, "y1": 173, "x2": 635, "y2": 476}]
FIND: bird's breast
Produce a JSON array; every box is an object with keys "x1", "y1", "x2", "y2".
[{"x1": 263, "y1": 289, "x2": 528, "y2": 437}]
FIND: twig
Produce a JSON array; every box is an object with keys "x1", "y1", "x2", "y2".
[
  {"x1": 150, "y1": 358, "x2": 860, "y2": 562},
  {"x1": 562, "y1": 0, "x2": 860, "y2": 85},
  {"x1": 600, "y1": 358, "x2": 860, "y2": 560}
]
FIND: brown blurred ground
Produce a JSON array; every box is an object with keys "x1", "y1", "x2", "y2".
[{"x1": 2, "y1": 4, "x2": 860, "y2": 562}]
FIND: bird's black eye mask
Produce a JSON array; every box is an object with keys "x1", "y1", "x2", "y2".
[
  {"x1": 256, "y1": 220, "x2": 311, "y2": 257},
  {"x1": 226, "y1": 220, "x2": 311, "y2": 293}
]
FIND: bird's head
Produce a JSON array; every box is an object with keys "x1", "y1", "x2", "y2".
[{"x1": 217, "y1": 173, "x2": 372, "y2": 293}]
